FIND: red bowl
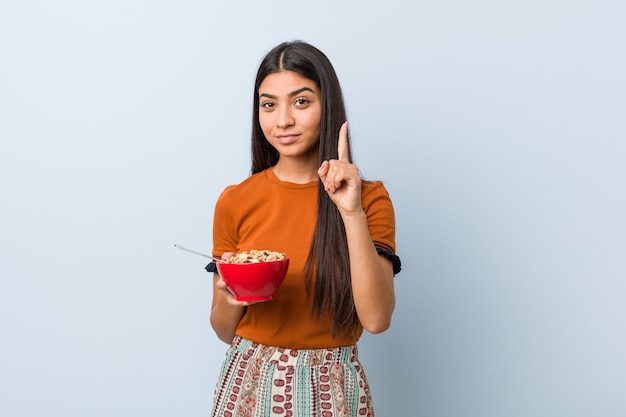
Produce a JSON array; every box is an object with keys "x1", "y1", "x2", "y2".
[{"x1": 216, "y1": 259, "x2": 290, "y2": 302}]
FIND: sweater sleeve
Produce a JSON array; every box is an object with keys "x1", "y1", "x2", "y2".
[
  {"x1": 362, "y1": 181, "x2": 402, "y2": 275},
  {"x1": 212, "y1": 186, "x2": 239, "y2": 260}
]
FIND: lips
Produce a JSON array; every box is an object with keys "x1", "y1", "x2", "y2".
[{"x1": 275, "y1": 134, "x2": 300, "y2": 145}]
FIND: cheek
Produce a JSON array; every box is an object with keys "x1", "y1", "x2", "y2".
[
  {"x1": 258, "y1": 113, "x2": 272, "y2": 136},
  {"x1": 308, "y1": 113, "x2": 322, "y2": 134},
  {"x1": 311, "y1": 108, "x2": 322, "y2": 128}
]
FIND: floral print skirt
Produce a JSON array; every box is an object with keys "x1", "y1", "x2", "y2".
[{"x1": 210, "y1": 335, "x2": 375, "y2": 417}]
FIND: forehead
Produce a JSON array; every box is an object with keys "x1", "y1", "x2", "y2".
[{"x1": 258, "y1": 70, "x2": 319, "y2": 95}]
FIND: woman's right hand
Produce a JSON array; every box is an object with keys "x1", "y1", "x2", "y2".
[
  {"x1": 216, "y1": 252, "x2": 257, "y2": 307},
  {"x1": 210, "y1": 252, "x2": 248, "y2": 343},
  {"x1": 216, "y1": 251, "x2": 267, "y2": 307},
  {"x1": 216, "y1": 280, "x2": 251, "y2": 307}
]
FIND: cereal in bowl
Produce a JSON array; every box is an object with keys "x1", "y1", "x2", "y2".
[{"x1": 223, "y1": 249, "x2": 286, "y2": 264}]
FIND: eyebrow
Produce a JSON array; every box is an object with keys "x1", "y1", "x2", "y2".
[{"x1": 259, "y1": 87, "x2": 315, "y2": 100}]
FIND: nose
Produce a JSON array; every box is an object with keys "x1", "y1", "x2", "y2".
[{"x1": 276, "y1": 107, "x2": 295, "y2": 128}]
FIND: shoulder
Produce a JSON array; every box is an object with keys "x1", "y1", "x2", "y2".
[
  {"x1": 361, "y1": 180, "x2": 393, "y2": 205},
  {"x1": 362, "y1": 180, "x2": 388, "y2": 193},
  {"x1": 360, "y1": 180, "x2": 396, "y2": 229},
  {"x1": 360, "y1": 180, "x2": 396, "y2": 225},
  {"x1": 217, "y1": 170, "x2": 269, "y2": 202}
]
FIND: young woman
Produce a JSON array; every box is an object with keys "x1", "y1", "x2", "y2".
[{"x1": 207, "y1": 40, "x2": 402, "y2": 417}]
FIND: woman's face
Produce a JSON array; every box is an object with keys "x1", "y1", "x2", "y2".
[{"x1": 258, "y1": 70, "x2": 322, "y2": 161}]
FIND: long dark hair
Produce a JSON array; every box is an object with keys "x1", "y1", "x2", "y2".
[{"x1": 251, "y1": 41, "x2": 360, "y2": 339}]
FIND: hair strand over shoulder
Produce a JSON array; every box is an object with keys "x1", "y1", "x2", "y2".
[{"x1": 251, "y1": 41, "x2": 360, "y2": 339}]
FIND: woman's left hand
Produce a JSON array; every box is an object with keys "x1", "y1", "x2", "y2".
[{"x1": 318, "y1": 122, "x2": 362, "y2": 215}]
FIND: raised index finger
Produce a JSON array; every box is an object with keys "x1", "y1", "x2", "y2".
[{"x1": 337, "y1": 121, "x2": 349, "y2": 161}]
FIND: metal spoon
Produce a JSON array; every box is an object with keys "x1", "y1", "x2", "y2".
[{"x1": 174, "y1": 244, "x2": 221, "y2": 262}]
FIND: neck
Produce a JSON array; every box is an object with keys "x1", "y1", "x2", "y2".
[{"x1": 272, "y1": 155, "x2": 319, "y2": 184}]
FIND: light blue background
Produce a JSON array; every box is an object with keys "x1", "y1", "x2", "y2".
[{"x1": 1, "y1": 1, "x2": 624, "y2": 416}]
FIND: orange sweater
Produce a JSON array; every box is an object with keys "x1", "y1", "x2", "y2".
[{"x1": 212, "y1": 168, "x2": 397, "y2": 349}]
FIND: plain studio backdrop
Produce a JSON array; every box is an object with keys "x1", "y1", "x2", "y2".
[{"x1": 1, "y1": 1, "x2": 624, "y2": 416}]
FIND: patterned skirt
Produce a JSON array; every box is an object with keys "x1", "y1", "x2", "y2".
[{"x1": 210, "y1": 335, "x2": 375, "y2": 417}]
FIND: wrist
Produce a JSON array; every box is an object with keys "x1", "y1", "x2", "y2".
[{"x1": 339, "y1": 208, "x2": 367, "y2": 223}]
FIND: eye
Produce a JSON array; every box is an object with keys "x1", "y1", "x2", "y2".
[
  {"x1": 294, "y1": 98, "x2": 310, "y2": 106},
  {"x1": 261, "y1": 101, "x2": 275, "y2": 109}
]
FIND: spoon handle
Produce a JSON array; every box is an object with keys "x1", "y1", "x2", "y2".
[{"x1": 174, "y1": 244, "x2": 221, "y2": 262}]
